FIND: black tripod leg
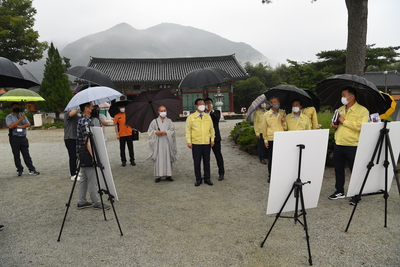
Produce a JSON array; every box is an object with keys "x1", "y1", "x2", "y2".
[
  {"x1": 260, "y1": 186, "x2": 295, "y2": 247},
  {"x1": 299, "y1": 187, "x2": 312, "y2": 266},
  {"x1": 57, "y1": 165, "x2": 81, "y2": 242},
  {"x1": 386, "y1": 133, "x2": 400, "y2": 196}
]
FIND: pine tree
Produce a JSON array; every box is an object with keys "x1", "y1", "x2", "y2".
[{"x1": 38, "y1": 43, "x2": 72, "y2": 115}]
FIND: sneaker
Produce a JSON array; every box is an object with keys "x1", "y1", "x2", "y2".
[
  {"x1": 71, "y1": 175, "x2": 81, "y2": 181},
  {"x1": 77, "y1": 202, "x2": 93, "y2": 209},
  {"x1": 93, "y1": 203, "x2": 110, "y2": 210},
  {"x1": 29, "y1": 170, "x2": 40, "y2": 175},
  {"x1": 0, "y1": 225, "x2": 4, "y2": 231},
  {"x1": 349, "y1": 196, "x2": 361, "y2": 206},
  {"x1": 328, "y1": 191, "x2": 345, "y2": 200},
  {"x1": 17, "y1": 170, "x2": 23, "y2": 176}
]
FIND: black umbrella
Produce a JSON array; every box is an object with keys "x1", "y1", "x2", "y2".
[
  {"x1": 125, "y1": 90, "x2": 181, "y2": 133},
  {"x1": 264, "y1": 85, "x2": 313, "y2": 114},
  {"x1": 65, "y1": 66, "x2": 115, "y2": 88},
  {"x1": 178, "y1": 67, "x2": 232, "y2": 89},
  {"x1": 316, "y1": 74, "x2": 389, "y2": 114},
  {"x1": 0, "y1": 57, "x2": 40, "y2": 88},
  {"x1": 302, "y1": 88, "x2": 321, "y2": 112},
  {"x1": 109, "y1": 100, "x2": 131, "y2": 118}
]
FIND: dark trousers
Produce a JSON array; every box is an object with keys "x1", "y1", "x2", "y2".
[
  {"x1": 64, "y1": 139, "x2": 77, "y2": 176},
  {"x1": 119, "y1": 135, "x2": 134, "y2": 163},
  {"x1": 9, "y1": 136, "x2": 35, "y2": 172},
  {"x1": 333, "y1": 144, "x2": 357, "y2": 193},
  {"x1": 192, "y1": 144, "x2": 211, "y2": 181},
  {"x1": 266, "y1": 141, "x2": 274, "y2": 177},
  {"x1": 258, "y1": 134, "x2": 267, "y2": 160},
  {"x1": 211, "y1": 141, "x2": 225, "y2": 175}
]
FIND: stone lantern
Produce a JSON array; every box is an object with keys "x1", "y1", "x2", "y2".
[{"x1": 214, "y1": 87, "x2": 225, "y2": 121}]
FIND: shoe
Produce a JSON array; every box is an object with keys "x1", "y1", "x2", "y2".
[
  {"x1": 93, "y1": 203, "x2": 111, "y2": 210},
  {"x1": 195, "y1": 180, "x2": 202, "y2": 187},
  {"x1": 17, "y1": 170, "x2": 23, "y2": 176},
  {"x1": 121, "y1": 162, "x2": 126, "y2": 167},
  {"x1": 155, "y1": 178, "x2": 161, "y2": 183},
  {"x1": 0, "y1": 225, "x2": 4, "y2": 231},
  {"x1": 130, "y1": 161, "x2": 136, "y2": 166},
  {"x1": 29, "y1": 170, "x2": 40, "y2": 175},
  {"x1": 349, "y1": 196, "x2": 361, "y2": 206},
  {"x1": 77, "y1": 202, "x2": 92, "y2": 209},
  {"x1": 71, "y1": 175, "x2": 81, "y2": 181},
  {"x1": 166, "y1": 176, "x2": 174, "y2": 182},
  {"x1": 260, "y1": 159, "x2": 267, "y2": 164},
  {"x1": 204, "y1": 180, "x2": 213, "y2": 186},
  {"x1": 218, "y1": 175, "x2": 224, "y2": 181},
  {"x1": 329, "y1": 191, "x2": 345, "y2": 200}
]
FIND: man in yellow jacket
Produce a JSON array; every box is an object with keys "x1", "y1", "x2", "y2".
[
  {"x1": 186, "y1": 98, "x2": 215, "y2": 187},
  {"x1": 254, "y1": 103, "x2": 268, "y2": 164},
  {"x1": 263, "y1": 96, "x2": 288, "y2": 182},
  {"x1": 328, "y1": 87, "x2": 369, "y2": 201},
  {"x1": 303, "y1": 106, "x2": 319, "y2": 129},
  {"x1": 286, "y1": 100, "x2": 311, "y2": 131}
]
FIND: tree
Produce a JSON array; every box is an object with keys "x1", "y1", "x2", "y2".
[
  {"x1": 0, "y1": 0, "x2": 48, "y2": 64},
  {"x1": 233, "y1": 76, "x2": 266, "y2": 113},
  {"x1": 315, "y1": 45, "x2": 400, "y2": 74},
  {"x1": 262, "y1": 0, "x2": 369, "y2": 76},
  {"x1": 38, "y1": 43, "x2": 73, "y2": 115}
]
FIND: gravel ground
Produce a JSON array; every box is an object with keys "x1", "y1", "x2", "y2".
[{"x1": 0, "y1": 119, "x2": 399, "y2": 267}]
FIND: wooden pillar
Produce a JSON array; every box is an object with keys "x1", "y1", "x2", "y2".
[{"x1": 229, "y1": 85, "x2": 234, "y2": 113}]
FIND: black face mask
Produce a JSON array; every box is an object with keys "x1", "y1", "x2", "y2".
[
  {"x1": 90, "y1": 109, "x2": 99, "y2": 118},
  {"x1": 12, "y1": 108, "x2": 21, "y2": 113}
]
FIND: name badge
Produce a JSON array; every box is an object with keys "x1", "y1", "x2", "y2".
[{"x1": 17, "y1": 129, "x2": 23, "y2": 132}]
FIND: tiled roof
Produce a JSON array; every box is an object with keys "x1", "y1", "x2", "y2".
[
  {"x1": 87, "y1": 54, "x2": 249, "y2": 84},
  {"x1": 364, "y1": 70, "x2": 400, "y2": 88}
]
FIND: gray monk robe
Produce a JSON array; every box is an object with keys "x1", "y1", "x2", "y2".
[{"x1": 148, "y1": 117, "x2": 178, "y2": 178}]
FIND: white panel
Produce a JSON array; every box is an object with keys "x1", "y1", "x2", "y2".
[{"x1": 267, "y1": 129, "x2": 329, "y2": 215}]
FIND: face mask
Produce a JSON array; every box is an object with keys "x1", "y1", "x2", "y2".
[
  {"x1": 198, "y1": 105, "x2": 206, "y2": 112},
  {"x1": 292, "y1": 107, "x2": 300, "y2": 113},
  {"x1": 261, "y1": 103, "x2": 267, "y2": 108},
  {"x1": 272, "y1": 104, "x2": 280, "y2": 109},
  {"x1": 341, "y1": 97, "x2": 349, "y2": 105},
  {"x1": 207, "y1": 104, "x2": 213, "y2": 109},
  {"x1": 13, "y1": 108, "x2": 21, "y2": 113},
  {"x1": 119, "y1": 108, "x2": 125, "y2": 113},
  {"x1": 159, "y1": 112, "x2": 167, "y2": 117}
]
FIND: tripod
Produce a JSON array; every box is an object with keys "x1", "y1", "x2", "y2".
[
  {"x1": 260, "y1": 144, "x2": 313, "y2": 266},
  {"x1": 345, "y1": 120, "x2": 400, "y2": 232},
  {"x1": 58, "y1": 126, "x2": 123, "y2": 241}
]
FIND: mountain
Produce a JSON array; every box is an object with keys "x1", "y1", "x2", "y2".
[{"x1": 26, "y1": 23, "x2": 270, "y2": 82}]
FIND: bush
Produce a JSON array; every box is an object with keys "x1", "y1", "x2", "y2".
[
  {"x1": 42, "y1": 119, "x2": 64, "y2": 129},
  {"x1": 229, "y1": 120, "x2": 257, "y2": 152}
]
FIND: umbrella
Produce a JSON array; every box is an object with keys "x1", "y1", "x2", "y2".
[
  {"x1": 316, "y1": 74, "x2": 389, "y2": 114},
  {"x1": 65, "y1": 66, "x2": 115, "y2": 89},
  {"x1": 178, "y1": 67, "x2": 232, "y2": 89},
  {"x1": 245, "y1": 94, "x2": 270, "y2": 122},
  {"x1": 125, "y1": 89, "x2": 181, "y2": 133},
  {"x1": 302, "y1": 88, "x2": 320, "y2": 112},
  {"x1": 390, "y1": 100, "x2": 400, "y2": 121},
  {"x1": 264, "y1": 85, "x2": 313, "y2": 114},
  {"x1": 379, "y1": 91, "x2": 397, "y2": 119},
  {"x1": 64, "y1": 86, "x2": 122, "y2": 111},
  {"x1": 0, "y1": 88, "x2": 45, "y2": 102},
  {"x1": 0, "y1": 57, "x2": 40, "y2": 88},
  {"x1": 109, "y1": 100, "x2": 131, "y2": 118}
]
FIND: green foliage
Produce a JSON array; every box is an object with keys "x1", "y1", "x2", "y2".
[
  {"x1": 23, "y1": 110, "x2": 34, "y2": 124},
  {"x1": 38, "y1": 42, "x2": 73, "y2": 115},
  {"x1": 0, "y1": 0, "x2": 48, "y2": 63},
  {"x1": 317, "y1": 111, "x2": 335, "y2": 155},
  {"x1": 233, "y1": 76, "x2": 266, "y2": 113},
  {"x1": 229, "y1": 120, "x2": 252, "y2": 137},
  {"x1": 229, "y1": 120, "x2": 257, "y2": 151},
  {"x1": 42, "y1": 120, "x2": 64, "y2": 129}
]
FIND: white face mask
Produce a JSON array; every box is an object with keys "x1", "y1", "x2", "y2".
[
  {"x1": 341, "y1": 97, "x2": 349, "y2": 105},
  {"x1": 119, "y1": 108, "x2": 125, "y2": 113},
  {"x1": 261, "y1": 103, "x2": 267, "y2": 108},
  {"x1": 159, "y1": 112, "x2": 167, "y2": 117},
  {"x1": 292, "y1": 107, "x2": 300, "y2": 113},
  {"x1": 198, "y1": 105, "x2": 206, "y2": 112}
]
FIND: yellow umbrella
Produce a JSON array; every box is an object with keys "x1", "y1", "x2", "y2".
[
  {"x1": 0, "y1": 88, "x2": 45, "y2": 102},
  {"x1": 379, "y1": 91, "x2": 396, "y2": 119}
]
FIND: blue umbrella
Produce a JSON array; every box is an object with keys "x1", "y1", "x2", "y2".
[{"x1": 246, "y1": 94, "x2": 270, "y2": 122}]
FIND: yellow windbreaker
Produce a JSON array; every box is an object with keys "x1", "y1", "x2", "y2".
[
  {"x1": 286, "y1": 113, "x2": 311, "y2": 131},
  {"x1": 262, "y1": 109, "x2": 287, "y2": 142},
  {"x1": 303, "y1": 106, "x2": 319, "y2": 130},
  {"x1": 253, "y1": 108, "x2": 265, "y2": 136},
  {"x1": 335, "y1": 102, "x2": 369, "y2": 146},
  {"x1": 185, "y1": 112, "x2": 215, "y2": 145}
]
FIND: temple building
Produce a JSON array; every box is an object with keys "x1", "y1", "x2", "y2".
[{"x1": 85, "y1": 54, "x2": 249, "y2": 113}]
